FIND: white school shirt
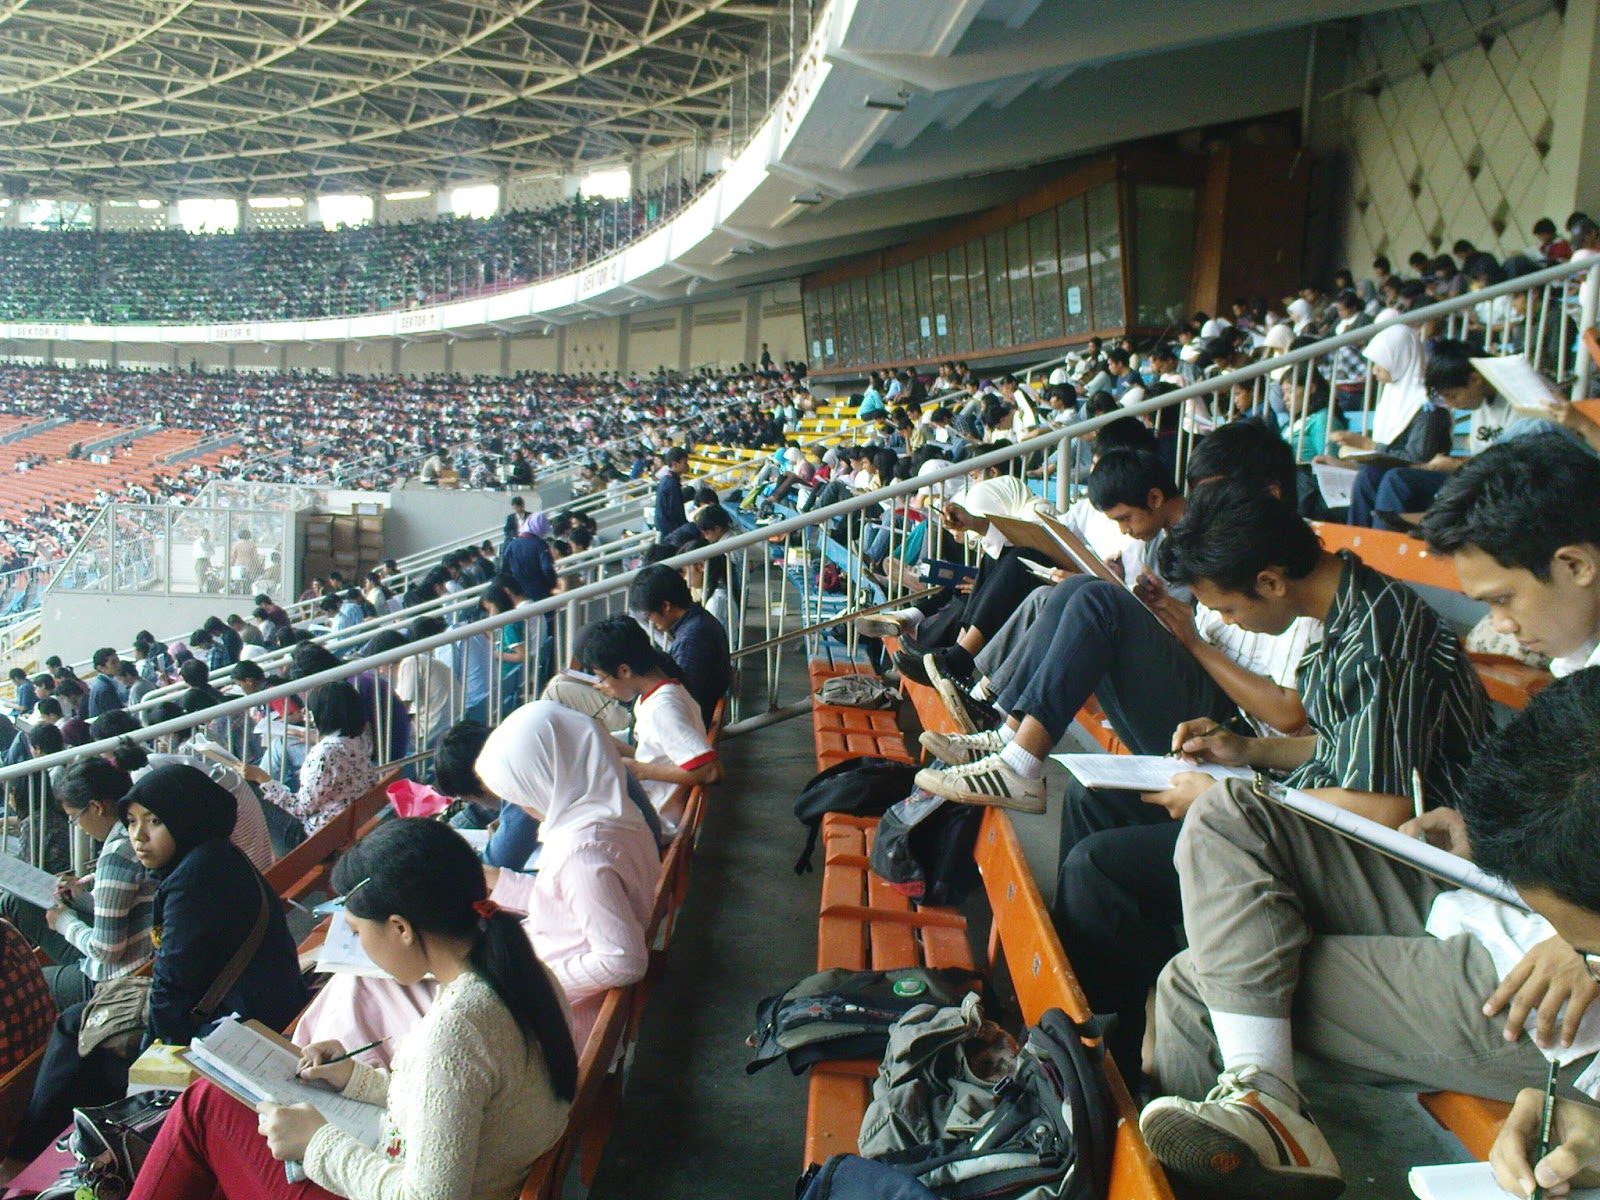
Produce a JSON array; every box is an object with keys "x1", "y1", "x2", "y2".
[
  {"x1": 632, "y1": 680, "x2": 715, "y2": 835},
  {"x1": 1194, "y1": 610, "x2": 1324, "y2": 735}
]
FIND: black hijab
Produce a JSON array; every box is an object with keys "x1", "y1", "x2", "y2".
[{"x1": 117, "y1": 763, "x2": 237, "y2": 869}]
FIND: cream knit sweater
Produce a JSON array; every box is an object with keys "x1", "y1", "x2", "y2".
[{"x1": 303, "y1": 971, "x2": 571, "y2": 1200}]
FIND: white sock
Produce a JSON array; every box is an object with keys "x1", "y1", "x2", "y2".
[
  {"x1": 1210, "y1": 1012, "x2": 1299, "y2": 1106},
  {"x1": 999, "y1": 723, "x2": 1016, "y2": 743},
  {"x1": 998, "y1": 741, "x2": 1043, "y2": 780},
  {"x1": 972, "y1": 676, "x2": 995, "y2": 702}
]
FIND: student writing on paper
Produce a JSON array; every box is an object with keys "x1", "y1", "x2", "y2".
[
  {"x1": 1130, "y1": 486, "x2": 1510, "y2": 1197},
  {"x1": 1347, "y1": 340, "x2": 1593, "y2": 530},
  {"x1": 293, "y1": 702, "x2": 659, "y2": 1064},
  {"x1": 129, "y1": 817, "x2": 576, "y2": 1200},
  {"x1": 915, "y1": 425, "x2": 1313, "y2": 815},
  {"x1": 0, "y1": 759, "x2": 154, "y2": 1009},
  {"x1": 14, "y1": 764, "x2": 307, "y2": 1160}
]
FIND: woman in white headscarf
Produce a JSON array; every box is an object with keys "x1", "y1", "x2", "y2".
[
  {"x1": 292, "y1": 703, "x2": 660, "y2": 1062},
  {"x1": 1324, "y1": 324, "x2": 1450, "y2": 461},
  {"x1": 1286, "y1": 297, "x2": 1314, "y2": 335}
]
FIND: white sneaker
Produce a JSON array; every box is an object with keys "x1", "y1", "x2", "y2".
[
  {"x1": 919, "y1": 728, "x2": 1007, "y2": 765},
  {"x1": 854, "y1": 613, "x2": 905, "y2": 639},
  {"x1": 914, "y1": 753, "x2": 1046, "y2": 814},
  {"x1": 1140, "y1": 1069, "x2": 1344, "y2": 1200}
]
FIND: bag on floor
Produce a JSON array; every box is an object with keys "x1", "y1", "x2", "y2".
[
  {"x1": 875, "y1": 1008, "x2": 1114, "y2": 1200},
  {"x1": 797, "y1": 1154, "x2": 942, "y2": 1200},
  {"x1": 747, "y1": 967, "x2": 981, "y2": 1075},
  {"x1": 792, "y1": 756, "x2": 919, "y2": 874},
  {"x1": 869, "y1": 789, "x2": 982, "y2": 907},
  {"x1": 35, "y1": 1089, "x2": 181, "y2": 1200}
]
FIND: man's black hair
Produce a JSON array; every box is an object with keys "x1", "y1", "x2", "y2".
[
  {"x1": 361, "y1": 630, "x2": 408, "y2": 657},
  {"x1": 178, "y1": 659, "x2": 210, "y2": 688},
  {"x1": 290, "y1": 642, "x2": 341, "y2": 679},
  {"x1": 694, "y1": 505, "x2": 733, "y2": 535},
  {"x1": 1092, "y1": 416, "x2": 1157, "y2": 456},
  {"x1": 628, "y1": 563, "x2": 693, "y2": 615},
  {"x1": 232, "y1": 660, "x2": 265, "y2": 683},
  {"x1": 92, "y1": 647, "x2": 117, "y2": 670},
  {"x1": 1459, "y1": 670, "x2": 1600, "y2": 913},
  {"x1": 91, "y1": 710, "x2": 140, "y2": 742},
  {"x1": 1422, "y1": 338, "x2": 1476, "y2": 396},
  {"x1": 411, "y1": 616, "x2": 447, "y2": 641},
  {"x1": 1087, "y1": 449, "x2": 1177, "y2": 512},
  {"x1": 575, "y1": 615, "x2": 661, "y2": 677},
  {"x1": 435, "y1": 720, "x2": 492, "y2": 798},
  {"x1": 115, "y1": 662, "x2": 139, "y2": 682},
  {"x1": 1186, "y1": 418, "x2": 1297, "y2": 500},
  {"x1": 663, "y1": 446, "x2": 688, "y2": 466},
  {"x1": 1421, "y1": 433, "x2": 1600, "y2": 579},
  {"x1": 1159, "y1": 479, "x2": 1322, "y2": 593},
  {"x1": 35, "y1": 697, "x2": 62, "y2": 719}
]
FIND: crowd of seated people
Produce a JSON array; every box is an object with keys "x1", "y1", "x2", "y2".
[
  {"x1": 0, "y1": 180, "x2": 718, "y2": 326},
  {"x1": 0, "y1": 360, "x2": 806, "y2": 585},
  {"x1": 2, "y1": 216, "x2": 1600, "y2": 1198}
]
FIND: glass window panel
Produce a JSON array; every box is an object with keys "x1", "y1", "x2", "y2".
[
  {"x1": 1086, "y1": 183, "x2": 1124, "y2": 331},
  {"x1": 114, "y1": 507, "x2": 169, "y2": 592},
  {"x1": 832, "y1": 282, "x2": 853, "y2": 364},
  {"x1": 966, "y1": 238, "x2": 991, "y2": 350},
  {"x1": 1006, "y1": 222, "x2": 1034, "y2": 347},
  {"x1": 1058, "y1": 196, "x2": 1090, "y2": 338},
  {"x1": 897, "y1": 262, "x2": 919, "y2": 361},
  {"x1": 866, "y1": 271, "x2": 888, "y2": 362},
  {"x1": 984, "y1": 230, "x2": 1010, "y2": 352},
  {"x1": 1132, "y1": 185, "x2": 1197, "y2": 327},
  {"x1": 928, "y1": 249, "x2": 951, "y2": 356},
  {"x1": 1029, "y1": 210, "x2": 1063, "y2": 343},
  {"x1": 850, "y1": 276, "x2": 872, "y2": 366},
  {"x1": 947, "y1": 243, "x2": 971, "y2": 354},
  {"x1": 803, "y1": 289, "x2": 823, "y2": 362},
  {"x1": 912, "y1": 257, "x2": 934, "y2": 359},
  {"x1": 815, "y1": 287, "x2": 836, "y2": 368},
  {"x1": 882, "y1": 268, "x2": 904, "y2": 361}
]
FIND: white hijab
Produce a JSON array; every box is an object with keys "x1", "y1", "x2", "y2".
[
  {"x1": 1362, "y1": 324, "x2": 1429, "y2": 448},
  {"x1": 1287, "y1": 297, "x2": 1313, "y2": 333},
  {"x1": 475, "y1": 700, "x2": 644, "y2": 856}
]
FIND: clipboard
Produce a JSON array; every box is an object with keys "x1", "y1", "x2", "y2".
[{"x1": 984, "y1": 513, "x2": 1080, "y2": 571}]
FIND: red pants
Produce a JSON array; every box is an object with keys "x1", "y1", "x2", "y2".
[{"x1": 129, "y1": 1080, "x2": 342, "y2": 1200}]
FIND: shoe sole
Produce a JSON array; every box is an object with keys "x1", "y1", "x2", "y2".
[
  {"x1": 1140, "y1": 1108, "x2": 1345, "y2": 1200},
  {"x1": 923, "y1": 654, "x2": 977, "y2": 734},
  {"x1": 913, "y1": 767, "x2": 1047, "y2": 814},
  {"x1": 854, "y1": 616, "x2": 902, "y2": 639},
  {"x1": 918, "y1": 730, "x2": 991, "y2": 765}
]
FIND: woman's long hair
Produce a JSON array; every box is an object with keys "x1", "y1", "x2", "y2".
[{"x1": 332, "y1": 818, "x2": 578, "y2": 1101}]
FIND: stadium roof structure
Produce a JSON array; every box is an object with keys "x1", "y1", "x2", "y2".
[{"x1": 0, "y1": 0, "x2": 788, "y2": 197}]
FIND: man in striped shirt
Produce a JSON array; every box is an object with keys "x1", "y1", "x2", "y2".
[{"x1": 1137, "y1": 482, "x2": 1490, "y2": 1200}]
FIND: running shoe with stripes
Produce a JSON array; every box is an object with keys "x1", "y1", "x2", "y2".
[
  {"x1": 913, "y1": 753, "x2": 1046, "y2": 814},
  {"x1": 1139, "y1": 1069, "x2": 1344, "y2": 1200},
  {"x1": 919, "y1": 728, "x2": 1007, "y2": 765},
  {"x1": 855, "y1": 612, "x2": 907, "y2": 639}
]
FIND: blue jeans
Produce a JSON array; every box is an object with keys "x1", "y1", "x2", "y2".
[{"x1": 1349, "y1": 465, "x2": 1449, "y2": 529}]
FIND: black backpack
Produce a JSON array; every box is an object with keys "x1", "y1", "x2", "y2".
[
  {"x1": 875, "y1": 1009, "x2": 1113, "y2": 1200},
  {"x1": 868, "y1": 789, "x2": 983, "y2": 908},
  {"x1": 792, "y1": 757, "x2": 919, "y2": 874},
  {"x1": 747, "y1": 967, "x2": 982, "y2": 1075}
]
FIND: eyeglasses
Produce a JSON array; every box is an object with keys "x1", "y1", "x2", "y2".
[{"x1": 1583, "y1": 952, "x2": 1600, "y2": 985}]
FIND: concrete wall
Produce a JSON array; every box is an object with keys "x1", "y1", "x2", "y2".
[
  {"x1": 41, "y1": 593, "x2": 261, "y2": 664},
  {"x1": 381, "y1": 480, "x2": 573, "y2": 562},
  {"x1": 1324, "y1": 0, "x2": 1568, "y2": 271}
]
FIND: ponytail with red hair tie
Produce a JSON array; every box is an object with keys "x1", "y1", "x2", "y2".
[{"x1": 472, "y1": 898, "x2": 500, "y2": 920}]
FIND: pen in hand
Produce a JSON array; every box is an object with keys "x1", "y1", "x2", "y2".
[
  {"x1": 1532, "y1": 1056, "x2": 1558, "y2": 1200},
  {"x1": 296, "y1": 1036, "x2": 386, "y2": 1078}
]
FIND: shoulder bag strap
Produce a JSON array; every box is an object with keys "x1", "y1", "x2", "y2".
[{"x1": 192, "y1": 870, "x2": 273, "y2": 1022}]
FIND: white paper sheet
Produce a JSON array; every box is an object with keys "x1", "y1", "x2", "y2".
[
  {"x1": 1313, "y1": 462, "x2": 1357, "y2": 508},
  {"x1": 186, "y1": 1018, "x2": 384, "y2": 1146},
  {"x1": 315, "y1": 905, "x2": 388, "y2": 978},
  {"x1": 1469, "y1": 353, "x2": 1561, "y2": 417},
  {"x1": 1051, "y1": 754, "x2": 1254, "y2": 793},
  {"x1": 0, "y1": 852, "x2": 63, "y2": 910},
  {"x1": 1410, "y1": 1161, "x2": 1600, "y2": 1199}
]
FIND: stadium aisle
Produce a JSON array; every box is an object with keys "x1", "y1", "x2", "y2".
[{"x1": 585, "y1": 648, "x2": 819, "y2": 1198}]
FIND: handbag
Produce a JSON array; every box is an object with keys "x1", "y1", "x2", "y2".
[
  {"x1": 36, "y1": 1089, "x2": 181, "y2": 1200},
  {"x1": 77, "y1": 870, "x2": 274, "y2": 1060}
]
